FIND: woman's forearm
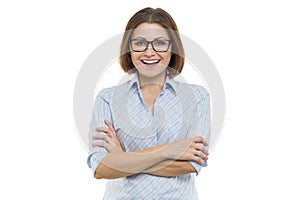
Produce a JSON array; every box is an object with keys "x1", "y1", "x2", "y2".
[
  {"x1": 143, "y1": 160, "x2": 196, "y2": 177},
  {"x1": 94, "y1": 144, "x2": 168, "y2": 179}
]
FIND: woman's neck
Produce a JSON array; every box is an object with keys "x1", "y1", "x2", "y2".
[{"x1": 138, "y1": 72, "x2": 166, "y2": 91}]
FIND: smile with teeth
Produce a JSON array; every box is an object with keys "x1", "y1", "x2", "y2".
[{"x1": 141, "y1": 59, "x2": 160, "y2": 64}]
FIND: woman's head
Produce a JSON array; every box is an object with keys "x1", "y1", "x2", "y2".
[{"x1": 119, "y1": 7, "x2": 185, "y2": 77}]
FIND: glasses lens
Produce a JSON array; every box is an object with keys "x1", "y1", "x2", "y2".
[
  {"x1": 130, "y1": 39, "x2": 147, "y2": 52},
  {"x1": 152, "y1": 40, "x2": 170, "y2": 52}
]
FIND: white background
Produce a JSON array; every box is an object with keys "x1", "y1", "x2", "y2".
[{"x1": 1, "y1": 0, "x2": 299, "y2": 199}]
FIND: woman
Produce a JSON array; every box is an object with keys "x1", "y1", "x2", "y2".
[{"x1": 87, "y1": 7, "x2": 211, "y2": 199}]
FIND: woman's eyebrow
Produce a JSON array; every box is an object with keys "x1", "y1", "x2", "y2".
[
  {"x1": 154, "y1": 37, "x2": 168, "y2": 40},
  {"x1": 131, "y1": 36, "x2": 169, "y2": 40},
  {"x1": 131, "y1": 37, "x2": 146, "y2": 40}
]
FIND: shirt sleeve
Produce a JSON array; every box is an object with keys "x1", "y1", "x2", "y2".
[
  {"x1": 187, "y1": 86, "x2": 211, "y2": 175},
  {"x1": 87, "y1": 89, "x2": 113, "y2": 176}
]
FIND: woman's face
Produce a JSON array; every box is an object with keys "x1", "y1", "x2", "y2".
[{"x1": 130, "y1": 23, "x2": 172, "y2": 79}]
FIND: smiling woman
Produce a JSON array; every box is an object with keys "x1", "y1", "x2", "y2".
[
  {"x1": 120, "y1": 7, "x2": 185, "y2": 77},
  {"x1": 87, "y1": 7, "x2": 211, "y2": 200}
]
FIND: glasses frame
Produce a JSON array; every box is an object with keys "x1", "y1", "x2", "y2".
[{"x1": 129, "y1": 39, "x2": 172, "y2": 52}]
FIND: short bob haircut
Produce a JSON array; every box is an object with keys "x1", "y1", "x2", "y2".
[{"x1": 119, "y1": 7, "x2": 185, "y2": 77}]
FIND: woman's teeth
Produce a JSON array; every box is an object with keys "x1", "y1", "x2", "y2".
[{"x1": 142, "y1": 59, "x2": 160, "y2": 64}]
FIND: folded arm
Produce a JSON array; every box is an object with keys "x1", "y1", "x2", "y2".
[
  {"x1": 92, "y1": 120, "x2": 208, "y2": 179},
  {"x1": 97, "y1": 159, "x2": 196, "y2": 179}
]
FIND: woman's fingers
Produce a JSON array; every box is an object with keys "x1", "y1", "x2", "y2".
[
  {"x1": 193, "y1": 143, "x2": 209, "y2": 155},
  {"x1": 192, "y1": 156, "x2": 205, "y2": 166},
  {"x1": 92, "y1": 138, "x2": 122, "y2": 153},
  {"x1": 104, "y1": 119, "x2": 112, "y2": 128},
  {"x1": 189, "y1": 138, "x2": 209, "y2": 164},
  {"x1": 96, "y1": 126, "x2": 113, "y2": 137},
  {"x1": 194, "y1": 149, "x2": 208, "y2": 160},
  {"x1": 193, "y1": 136, "x2": 208, "y2": 146},
  {"x1": 92, "y1": 134, "x2": 106, "y2": 140},
  {"x1": 193, "y1": 137, "x2": 209, "y2": 160},
  {"x1": 95, "y1": 120, "x2": 117, "y2": 139},
  {"x1": 92, "y1": 134, "x2": 110, "y2": 143},
  {"x1": 193, "y1": 142, "x2": 209, "y2": 162},
  {"x1": 92, "y1": 141, "x2": 106, "y2": 148},
  {"x1": 104, "y1": 119, "x2": 117, "y2": 137},
  {"x1": 93, "y1": 121, "x2": 123, "y2": 153},
  {"x1": 96, "y1": 127, "x2": 110, "y2": 133}
]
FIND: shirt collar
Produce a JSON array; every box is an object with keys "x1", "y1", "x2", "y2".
[{"x1": 127, "y1": 69, "x2": 177, "y2": 95}]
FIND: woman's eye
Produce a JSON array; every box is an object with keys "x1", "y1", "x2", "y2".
[
  {"x1": 154, "y1": 40, "x2": 166, "y2": 46},
  {"x1": 135, "y1": 41, "x2": 147, "y2": 46}
]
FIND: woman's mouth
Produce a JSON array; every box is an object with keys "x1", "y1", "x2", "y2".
[{"x1": 141, "y1": 59, "x2": 161, "y2": 65}]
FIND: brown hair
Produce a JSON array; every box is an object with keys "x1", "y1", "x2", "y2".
[{"x1": 119, "y1": 7, "x2": 185, "y2": 77}]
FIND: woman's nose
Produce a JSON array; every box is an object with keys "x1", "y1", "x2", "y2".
[{"x1": 144, "y1": 45, "x2": 156, "y2": 56}]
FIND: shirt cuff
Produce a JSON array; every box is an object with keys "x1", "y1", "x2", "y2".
[
  {"x1": 189, "y1": 159, "x2": 207, "y2": 176},
  {"x1": 87, "y1": 152, "x2": 107, "y2": 175}
]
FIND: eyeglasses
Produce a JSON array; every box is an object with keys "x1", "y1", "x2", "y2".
[{"x1": 129, "y1": 39, "x2": 172, "y2": 52}]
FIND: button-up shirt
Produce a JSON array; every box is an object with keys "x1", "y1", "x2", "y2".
[{"x1": 87, "y1": 71, "x2": 211, "y2": 199}]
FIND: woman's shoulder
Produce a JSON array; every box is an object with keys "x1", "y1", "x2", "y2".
[
  {"x1": 174, "y1": 80, "x2": 209, "y2": 98},
  {"x1": 94, "y1": 81, "x2": 129, "y2": 102},
  {"x1": 94, "y1": 86, "x2": 117, "y2": 102}
]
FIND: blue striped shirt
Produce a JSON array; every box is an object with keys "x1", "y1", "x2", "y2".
[{"x1": 87, "y1": 71, "x2": 211, "y2": 199}]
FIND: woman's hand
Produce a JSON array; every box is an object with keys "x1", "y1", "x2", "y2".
[
  {"x1": 92, "y1": 119, "x2": 124, "y2": 153},
  {"x1": 165, "y1": 136, "x2": 209, "y2": 166}
]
